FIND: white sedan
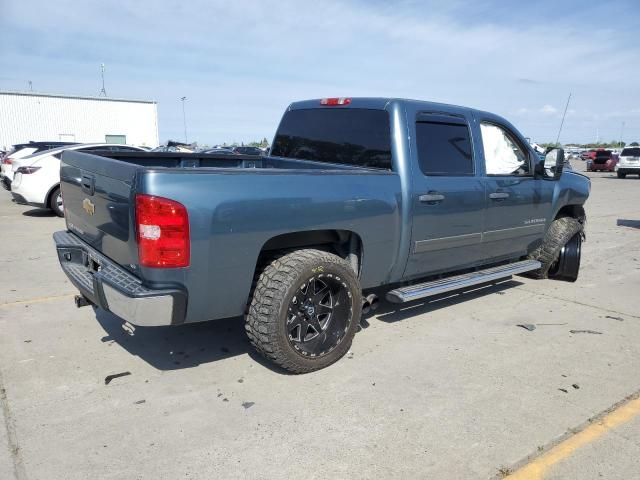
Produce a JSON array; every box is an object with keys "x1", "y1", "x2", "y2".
[{"x1": 10, "y1": 143, "x2": 146, "y2": 216}]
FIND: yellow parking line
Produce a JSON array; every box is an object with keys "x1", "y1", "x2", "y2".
[
  {"x1": 506, "y1": 395, "x2": 640, "y2": 479},
  {"x1": 0, "y1": 293, "x2": 76, "y2": 308}
]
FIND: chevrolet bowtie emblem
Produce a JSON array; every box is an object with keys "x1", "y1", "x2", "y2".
[{"x1": 82, "y1": 198, "x2": 95, "y2": 216}]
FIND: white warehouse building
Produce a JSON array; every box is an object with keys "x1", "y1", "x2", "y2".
[{"x1": 0, "y1": 91, "x2": 159, "y2": 150}]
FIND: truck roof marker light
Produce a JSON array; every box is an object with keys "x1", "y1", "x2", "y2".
[{"x1": 320, "y1": 97, "x2": 351, "y2": 106}]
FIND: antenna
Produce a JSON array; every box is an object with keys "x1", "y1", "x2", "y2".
[
  {"x1": 99, "y1": 63, "x2": 107, "y2": 97},
  {"x1": 555, "y1": 93, "x2": 571, "y2": 145},
  {"x1": 180, "y1": 96, "x2": 188, "y2": 143}
]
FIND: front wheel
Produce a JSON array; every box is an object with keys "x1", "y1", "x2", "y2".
[
  {"x1": 49, "y1": 187, "x2": 64, "y2": 217},
  {"x1": 528, "y1": 217, "x2": 583, "y2": 280},
  {"x1": 617, "y1": 171, "x2": 626, "y2": 179},
  {"x1": 245, "y1": 249, "x2": 362, "y2": 373}
]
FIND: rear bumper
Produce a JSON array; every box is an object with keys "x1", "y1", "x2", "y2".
[
  {"x1": 616, "y1": 165, "x2": 640, "y2": 173},
  {"x1": 53, "y1": 230, "x2": 187, "y2": 326}
]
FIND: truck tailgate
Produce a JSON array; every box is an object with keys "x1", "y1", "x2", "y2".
[{"x1": 60, "y1": 150, "x2": 139, "y2": 271}]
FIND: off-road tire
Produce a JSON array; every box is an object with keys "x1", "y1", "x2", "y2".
[
  {"x1": 245, "y1": 249, "x2": 362, "y2": 373},
  {"x1": 528, "y1": 217, "x2": 583, "y2": 279},
  {"x1": 49, "y1": 187, "x2": 64, "y2": 217},
  {"x1": 617, "y1": 171, "x2": 626, "y2": 179}
]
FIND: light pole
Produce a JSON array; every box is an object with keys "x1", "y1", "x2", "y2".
[
  {"x1": 180, "y1": 96, "x2": 188, "y2": 143},
  {"x1": 620, "y1": 121, "x2": 625, "y2": 149}
]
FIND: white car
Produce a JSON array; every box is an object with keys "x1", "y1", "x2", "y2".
[
  {"x1": 10, "y1": 143, "x2": 146, "y2": 216},
  {"x1": 615, "y1": 146, "x2": 640, "y2": 178},
  {"x1": 2, "y1": 142, "x2": 80, "y2": 188}
]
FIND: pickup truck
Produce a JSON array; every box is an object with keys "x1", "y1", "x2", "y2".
[{"x1": 54, "y1": 97, "x2": 590, "y2": 373}]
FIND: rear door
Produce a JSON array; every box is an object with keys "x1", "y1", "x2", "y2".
[
  {"x1": 404, "y1": 112, "x2": 486, "y2": 278},
  {"x1": 476, "y1": 118, "x2": 553, "y2": 262}
]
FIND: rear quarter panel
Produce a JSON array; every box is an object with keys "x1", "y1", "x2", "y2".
[{"x1": 139, "y1": 169, "x2": 402, "y2": 322}]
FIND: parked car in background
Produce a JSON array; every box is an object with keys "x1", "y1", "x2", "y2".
[
  {"x1": 10, "y1": 143, "x2": 146, "y2": 216},
  {"x1": 581, "y1": 149, "x2": 598, "y2": 161},
  {"x1": 1, "y1": 141, "x2": 77, "y2": 189},
  {"x1": 615, "y1": 146, "x2": 640, "y2": 178},
  {"x1": 231, "y1": 146, "x2": 263, "y2": 156},
  {"x1": 201, "y1": 148, "x2": 237, "y2": 154},
  {"x1": 586, "y1": 150, "x2": 616, "y2": 172},
  {"x1": 152, "y1": 141, "x2": 194, "y2": 153}
]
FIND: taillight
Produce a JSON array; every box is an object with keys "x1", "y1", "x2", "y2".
[
  {"x1": 320, "y1": 97, "x2": 351, "y2": 106},
  {"x1": 135, "y1": 194, "x2": 190, "y2": 268},
  {"x1": 15, "y1": 166, "x2": 41, "y2": 174},
  {"x1": 2, "y1": 157, "x2": 12, "y2": 165}
]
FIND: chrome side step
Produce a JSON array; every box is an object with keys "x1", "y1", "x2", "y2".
[{"x1": 386, "y1": 259, "x2": 541, "y2": 303}]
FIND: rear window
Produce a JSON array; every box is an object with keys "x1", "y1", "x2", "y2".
[
  {"x1": 621, "y1": 147, "x2": 640, "y2": 156},
  {"x1": 271, "y1": 108, "x2": 392, "y2": 169},
  {"x1": 595, "y1": 150, "x2": 611, "y2": 158},
  {"x1": 415, "y1": 121, "x2": 474, "y2": 175}
]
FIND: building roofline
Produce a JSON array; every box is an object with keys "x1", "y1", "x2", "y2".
[{"x1": 0, "y1": 90, "x2": 156, "y2": 104}]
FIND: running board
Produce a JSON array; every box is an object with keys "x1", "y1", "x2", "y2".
[{"x1": 386, "y1": 260, "x2": 541, "y2": 304}]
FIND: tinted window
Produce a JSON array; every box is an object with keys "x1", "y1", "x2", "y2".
[
  {"x1": 621, "y1": 147, "x2": 640, "y2": 156},
  {"x1": 415, "y1": 121, "x2": 473, "y2": 175},
  {"x1": 271, "y1": 108, "x2": 392, "y2": 169}
]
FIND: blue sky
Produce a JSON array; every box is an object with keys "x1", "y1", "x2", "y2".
[{"x1": 1, "y1": 0, "x2": 639, "y2": 145}]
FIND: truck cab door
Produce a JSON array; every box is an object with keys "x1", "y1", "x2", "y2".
[
  {"x1": 476, "y1": 119, "x2": 554, "y2": 262},
  {"x1": 403, "y1": 113, "x2": 486, "y2": 279}
]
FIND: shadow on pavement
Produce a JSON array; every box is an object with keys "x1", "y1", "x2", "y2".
[
  {"x1": 22, "y1": 208, "x2": 57, "y2": 217},
  {"x1": 617, "y1": 219, "x2": 640, "y2": 229},
  {"x1": 95, "y1": 308, "x2": 284, "y2": 373}
]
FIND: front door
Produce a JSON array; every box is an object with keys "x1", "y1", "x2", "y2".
[
  {"x1": 477, "y1": 121, "x2": 553, "y2": 262},
  {"x1": 404, "y1": 113, "x2": 486, "y2": 279}
]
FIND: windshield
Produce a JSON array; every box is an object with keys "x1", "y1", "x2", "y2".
[{"x1": 271, "y1": 108, "x2": 392, "y2": 170}]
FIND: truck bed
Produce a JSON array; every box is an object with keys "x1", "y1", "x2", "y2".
[{"x1": 59, "y1": 150, "x2": 401, "y2": 323}]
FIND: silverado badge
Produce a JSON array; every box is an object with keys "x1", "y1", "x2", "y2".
[{"x1": 82, "y1": 198, "x2": 95, "y2": 216}]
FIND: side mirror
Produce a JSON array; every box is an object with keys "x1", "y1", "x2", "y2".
[{"x1": 538, "y1": 148, "x2": 564, "y2": 180}]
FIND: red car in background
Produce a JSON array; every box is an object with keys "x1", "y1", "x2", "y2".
[{"x1": 586, "y1": 149, "x2": 618, "y2": 172}]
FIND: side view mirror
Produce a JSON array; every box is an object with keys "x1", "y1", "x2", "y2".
[{"x1": 536, "y1": 148, "x2": 564, "y2": 180}]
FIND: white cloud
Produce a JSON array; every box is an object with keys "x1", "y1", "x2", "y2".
[{"x1": 540, "y1": 105, "x2": 558, "y2": 115}]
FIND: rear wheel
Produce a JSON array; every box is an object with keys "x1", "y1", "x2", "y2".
[
  {"x1": 245, "y1": 249, "x2": 362, "y2": 373},
  {"x1": 49, "y1": 187, "x2": 64, "y2": 217}
]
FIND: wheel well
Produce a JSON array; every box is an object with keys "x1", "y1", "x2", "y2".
[
  {"x1": 257, "y1": 230, "x2": 363, "y2": 276},
  {"x1": 45, "y1": 183, "x2": 60, "y2": 208},
  {"x1": 555, "y1": 205, "x2": 586, "y2": 224}
]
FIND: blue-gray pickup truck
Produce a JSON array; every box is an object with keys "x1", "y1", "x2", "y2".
[{"x1": 54, "y1": 97, "x2": 590, "y2": 373}]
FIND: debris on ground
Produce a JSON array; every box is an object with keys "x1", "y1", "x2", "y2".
[
  {"x1": 605, "y1": 315, "x2": 624, "y2": 321},
  {"x1": 104, "y1": 371, "x2": 132, "y2": 385},
  {"x1": 517, "y1": 324, "x2": 536, "y2": 331},
  {"x1": 558, "y1": 388, "x2": 568, "y2": 393},
  {"x1": 572, "y1": 384, "x2": 580, "y2": 390},
  {"x1": 569, "y1": 329, "x2": 602, "y2": 335},
  {"x1": 134, "y1": 399, "x2": 146, "y2": 405},
  {"x1": 242, "y1": 402, "x2": 255, "y2": 409}
]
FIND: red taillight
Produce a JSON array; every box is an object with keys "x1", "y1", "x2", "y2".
[
  {"x1": 2, "y1": 157, "x2": 12, "y2": 165},
  {"x1": 320, "y1": 97, "x2": 351, "y2": 106},
  {"x1": 135, "y1": 194, "x2": 190, "y2": 268}
]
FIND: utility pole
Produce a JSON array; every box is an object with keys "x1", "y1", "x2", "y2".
[
  {"x1": 99, "y1": 63, "x2": 107, "y2": 97},
  {"x1": 180, "y1": 97, "x2": 188, "y2": 143},
  {"x1": 555, "y1": 93, "x2": 571, "y2": 146},
  {"x1": 28, "y1": 80, "x2": 33, "y2": 91},
  {"x1": 620, "y1": 121, "x2": 625, "y2": 149}
]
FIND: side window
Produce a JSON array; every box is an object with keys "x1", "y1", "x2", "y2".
[
  {"x1": 480, "y1": 123, "x2": 530, "y2": 176},
  {"x1": 415, "y1": 121, "x2": 474, "y2": 175}
]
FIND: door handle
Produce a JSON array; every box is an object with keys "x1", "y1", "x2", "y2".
[
  {"x1": 489, "y1": 192, "x2": 509, "y2": 200},
  {"x1": 419, "y1": 193, "x2": 445, "y2": 203}
]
